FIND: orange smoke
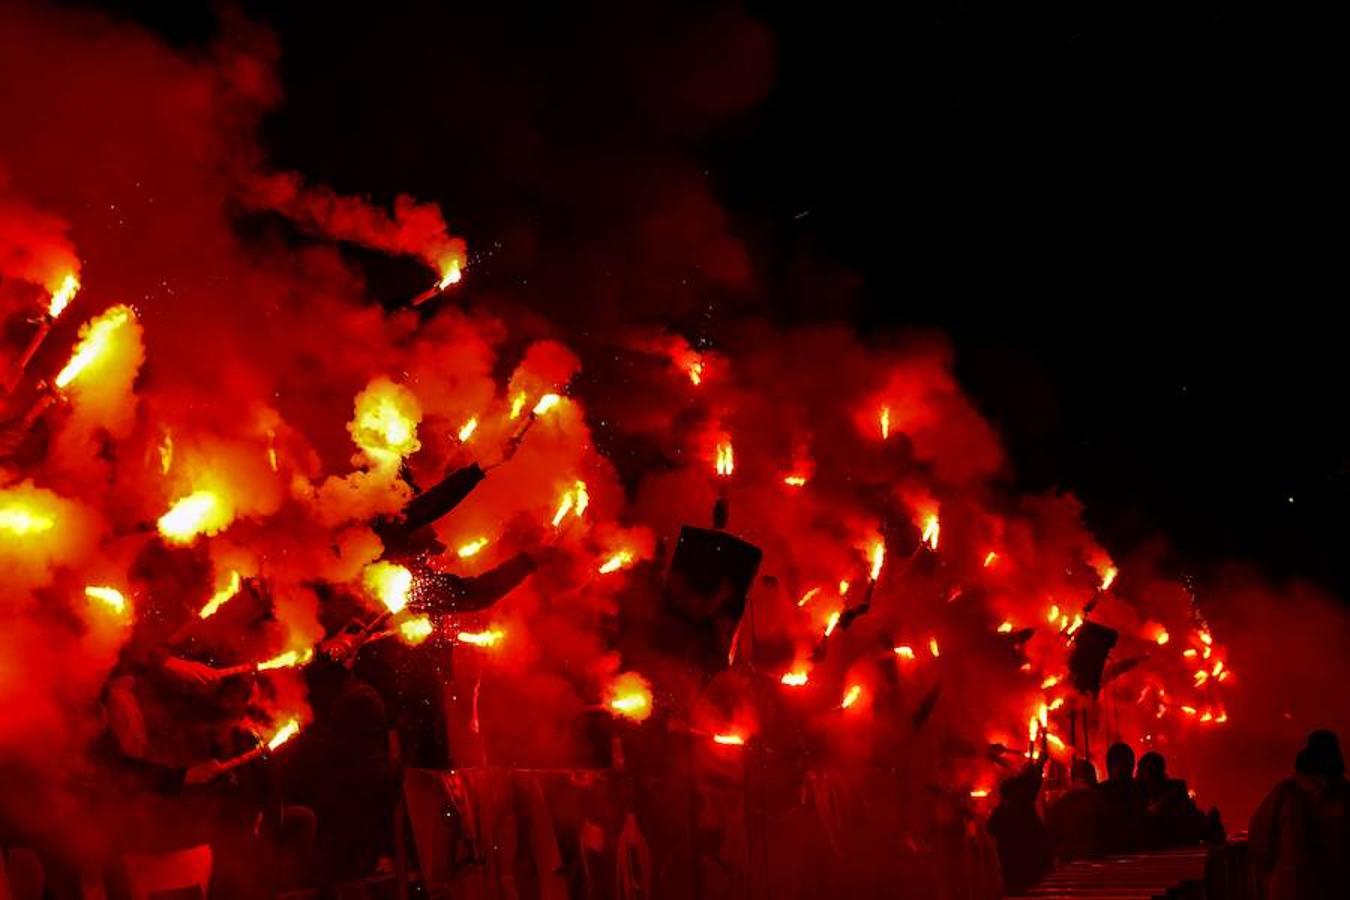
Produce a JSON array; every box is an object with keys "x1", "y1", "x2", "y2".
[{"x1": 363, "y1": 561, "x2": 413, "y2": 614}]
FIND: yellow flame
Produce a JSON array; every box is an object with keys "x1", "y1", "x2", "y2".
[
  {"x1": 928, "y1": 636, "x2": 941, "y2": 657},
  {"x1": 598, "y1": 550, "x2": 634, "y2": 574},
  {"x1": 997, "y1": 621, "x2": 1013, "y2": 634},
  {"x1": 158, "y1": 490, "x2": 230, "y2": 545},
  {"x1": 783, "y1": 475, "x2": 807, "y2": 487},
  {"x1": 457, "y1": 537, "x2": 489, "y2": 558},
  {"x1": 257, "y1": 648, "x2": 313, "y2": 671},
  {"x1": 1099, "y1": 565, "x2": 1118, "y2": 591},
  {"x1": 1156, "y1": 629, "x2": 1170, "y2": 646},
  {"x1": 350, "y1": 379, "x2": 421, "y2": 464},
  {"x1": 879, "y1": 406, "x2": 891, "y2": 440},
  {"x1": 47, "y1": 272, "x2": 80, "y2": 318},
  {"x1": 399, "y1": 616, "x2": 434, "y2": 645},
  {"x1": 267, "y1": 717, "x2": 301, "y2": 750},
  {"x1": 437, "y1": 259, "x2": 463, "y2": 289},
  {"x1": 458, "y1": 417, "x2": 478, "y2": 442},
  {"x1": 714, "y1": 440, "x2": 734, "y2": 477},
  {"x1": 509, "y1": 391, "x2": 527, "y2": 419},
  {"x1": 984, "y1": 551, "x2": 998, "y2": 567},
  {"x1": 605, "y1": 671, "x2": 653, "y2": 722},
  {"x1": 84, "y1": 585, "x2": 127, "y2": 615},
  {"x1": 838, "y1": 579, "x2": 850, "y2": 596},
  {"x1": 970, "y1": 788, "x2": 990, "y2": 799},
  {"x1": 1041, "y1": 675, "x2": 1061, "y2": 689},
  {"x1": 840, "y1": 684, "x2": 862, "y2": 709},
  {"x1": 0, "y1": 505, "x2": 55, "y2": 536},
  {"x1": 552, "y1": 480, "x2": 589, "y2": 527},
  {"x1": 797, "y1": 587, "x2": 821, "y2": 607},
  {"x1": 921, "y1": 513, "x2": 940, "y2": 551},
  {"x1": 363, "y1": 561, "x2": 413, "y2": 614},
  {"x1": 780, "y1": 670, "x2": 810, "y2": 687},
  {"x1": 1047, "y1": 604, "x2": 1060, "y2": 623},
  {"x1": 712, "y1": 733, "x2": 745, "y2": 746},
  {"x1": 199, "y1": 571, "x2": 241, "y2": 619},
  {"x1": 54, "y1": 305, "x2": 133, "y2": 390},
  {"x1": 685, "y1": 357, "x2": 704, "y2": 386},
  {"x1": 824, "y1": 610, "x2": 841, "y2": 637},
  {"x1": 869, "y1": 540, "x2": 886, "y2": 581},
  {"x1": 893, "y1": 645, "x2": 915, "y2": 660},
  {"x1": 533, "y1": 393, "x2": 562, "y2": 415},
  {"x1": 457, "y1": 628, "x2": 504, "y2": 648}
]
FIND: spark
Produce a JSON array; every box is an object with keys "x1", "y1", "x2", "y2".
[
  {"x1": 928, "y1": 636, "x2": 941, "y2": 658},
  {"x1": 824, "y1": 610, "x2": 841, "y2": 637},
  {"x1": 997, "y1": 621, "x2": 1013, "y2": 634},
  {"x1": 783, "y1": 475, "x2": 807, "y2": 487},
  {"x1": 984, "y1": 551, "x2": 998, "y2": 567}
]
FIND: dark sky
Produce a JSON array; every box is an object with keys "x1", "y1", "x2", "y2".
[{"x1": 79, "y1": 1, "x2": 1347, "y2": 597}]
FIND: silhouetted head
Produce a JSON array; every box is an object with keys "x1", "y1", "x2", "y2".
[
  {"x1": 1137, "y1": 751, "x2": 1166, "y2": 785},
  {"x1": 1071, "y1": 758, "x2": 1098, "y2": 787},
  {"x1": 1106, "y1": 742, "x2": 1135, "y2": 782},
  {"x1": 1302, "y1": 730, "x2": 1345, "y2": 779}
]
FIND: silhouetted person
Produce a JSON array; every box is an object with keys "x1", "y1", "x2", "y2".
[
  {"x1": 1047, "y1": 759, "x2": 1103, "y2": 862},
  {"x1": 986, "y1": 765, "x2": 1052, "y2": 893},
  {"x1": 1137, "y1": 751, "x2": 1206, "y2": 848},
  {"x1": 1094, "y1": 742, "x2": 1146, "y2": 854},
  {"x1": 1249, "y1": 731, "x2": 1346, "y2": 900}
]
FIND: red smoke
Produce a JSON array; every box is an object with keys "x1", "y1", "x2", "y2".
[{"x1": 0, "y1": 3, "x2": 1345, "y2": 861}]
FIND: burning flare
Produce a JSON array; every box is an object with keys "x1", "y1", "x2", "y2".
[
  {"x1": 780, "y1": 669, "x2": 810, "y2": 687},
  {"x1": 363, "y1": 560, "x2": 413, "y2": 614},
  {"x1": 921, "y1": 513, "x2": 940, "y2": 551},
  {"x1": 267, "y1": 717, "x2": 301, "y2": 751},
  {"x1": 552, "y1": 480, "x2": 590, "y2": 527},
  {"x1": 868, "y1": 539, "x2": 886, "y2": 581},
  {"x1": 399, "y1": 616, "x2": 434, "y2": 645},
  {"x1": 457, "y1": 628, "x2": 504, "y2": 648},
  {"x1": 840, "y1": 684, "x2": 863, "y2": 709},
  {"x1": 712, "y1": 733, "x2": 745, "y2": 746},
  {"x1": 457, "y1": 537, "x2": 489, "y2": 558},
  {"x1": 437, "y1": 259, "x2": 463, "y2": 289},
  {"x1": 879, "y1": 406, "x2": 891, "y2": 440},
  {"x1": 350, "y1": 378, "x2": 422, "y2": 464},
  {"x1": 199, "y1": 571, "x2": 241, "y2": 619},
  {"x1": 714, "y1": 440, "x2": 734, "y2": 477},
  {"x1": 84, "y1": 585, "x2": 127, "y2": 616},
  {"x1": 54, "y1": 305, "x2": 134, "y2": 390},
  {"x1": 257, "y1": 648, "x2": 313, "y2": 671},
  {"x1": 458, "y1": 417, "x2": 478, "y2": 442},
  {"x1": 598, "y1": 549, "x2": 635, "y2": 574},
  {"x1": 533, "y1": 393, "x2": 562, "y2": 415},
  {"x1": 783, "y1": 474, "x2": 808, "y2": 487},
  {"x1": 48, "y1": 272, "x2": 79, "y2": 319},
  {"x1": 604, "y1": 671, "x2": 654, "y2": 722},
  {"x1": 0, "y1": 504, "x2": 55, "y2": 536},
  {"x1": 893, "y1": 645, "x2": 915, "y2": 661},
  {"x1": 158, "y1": 490, "x2": 230, "y2": 545}
]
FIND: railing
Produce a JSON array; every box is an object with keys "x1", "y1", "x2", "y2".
[{"x1": 1007, "y1": 841, "x2": 1249, "y2": 900}]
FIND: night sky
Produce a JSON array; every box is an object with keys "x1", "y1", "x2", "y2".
[{"x1": 78, "y1": 1, "x2": 1347, "y2": 599}]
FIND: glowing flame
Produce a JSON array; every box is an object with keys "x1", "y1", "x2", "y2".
[
  {"x1": 1194, "y1": 670, "x2": 1209, "y2": 686},
  {"x1": 984, "y1": 551, "x2": 998, "y2": 567},
  {"x1": 458, "y1": 417, "x2": 478, "y2": 442},
  {"x1": 781, "y1": 670, "x2": 810, "y2": 687},
  {"x1": 1099, "y1": 565, "x2": 1118, "y2": 591},
  {"x1": 1180, "y1": 705, "x2": 1198, "y2": 716},
  {"x1": 350, "y1": 378, "x2": 421, "y2": 463},
  {"x1": 838, "y1": 579, "x2": 851, "y2": 596},
  {"x1": 437, "y1": 259, "x2": 463, "y2": 289},
  {"x1": 1041, "y1": 675, "x2": 1060, "y2": 689},
  {"x1": 970, "y1": 788, "x2": 990, "y2": 799},
  {"x1": 824, "y1": 610, "x2": 841, "y2": 637},
  {"x1": 552, "y1": 480, "x2": 590, "y2": 527},
  {"x1": 997, "y1": 621, "x2": 1014, "y2": 634},
  {"x1": 840, "y1": 684, "x2": 863, "y2": 709},
  {"x1": 158, "y1": 490, "x2": 229, "y2": 545},
  {"x1": 921, "y1": 514, "x2": 940, "y2": 551},
  {"x1": 714, "y1": 441, "x2": 734, "y2": 477},
  {"x1": 533, "y1": 393, "x2": 562, "y2": 416},
  {"x1": 1047, "y1": 604, "x2": 1060, "y2": 623},
  {"x1": 605, "y1": 671, "x2": 653, "y2": 722},
  {"x1": 797, "y1": 587, "x2": 821, "y2": 607},
  {"x1": 0, "y1": 504, "x2": 55, "y2": 536},
  {"x1": 712, "y1": 733, "x2": 745, "y2": 746},
  {"x1": 54, "y1": 305, "x2": 133, "y2": 390},
  {"x1": 267, "y1": 717, "x2": 301, "y2": 751},
  {"x1": 258, "y1": 648, "x2": 313, "y2": 671},
  {"x1": 363, "y1": 561, "x2": 413, "y2": 614},
  {"x1": 1198, "y1": 631, "x2": 1213, "y2": 646},
  {"x1": 1183, "y1": 648, "x2": 1198, "y2": 658},
  {"x1": 1155, "y1": 629, "x2": 1170, "y2": 646},
  {"x1": 598, "y1": 549, "x2": 634, "y2": 574},
  {"x1": 893, "y1": 645, "x2": 915, "y2": 660},
  {"x1": 879, "y1": 406, "x2": 891, "y2": 440},
  {"x1": 509, "y1": 391, "x2": 527, "y2": 419},
  {"x1": 47, "y1": 272, "x2": 80, "y2": 318},
  {"x1": 265, "y1": 430, "x2": 278, "y2": 471},
  {"x1": 686, "y1": 358, "x2": 704, "y2": 386},
  {"x1": 399, "y1": 616, "x2": 434, "y2": 645},
  {"x1": 868, "y1": 540, "x2": 886, "y2": 581},
  {"x1": 457, "y1": 537, "x2": 489, "y2": 558},
  {"x1": 928, "y1": 636, "x2": 941, "y2": 658},
  {"x1": 84, "y1": 585, "x2": 127, "y2": 615},
  {"x1": 783, "y1": 475, "x2": 808, "y2": 487},
  {"x1": 457, "y1": 628, "x2": 504, "y2": 648},
  {"x1": 199, "y1": 571, "x2": 241, "y2": 619}
]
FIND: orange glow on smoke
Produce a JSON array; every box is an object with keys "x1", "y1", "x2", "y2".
[
  {"x1": 552, "y1": 480, "x2": 589, "y2": 527},
  {"x1": 598, "y1": 549, "x2": 635, "y2": 574},
  {"x1": 158, "y1": 490, "x2": 230, "y2": 545},
  {"x1": 0, "y1": 503, "x2": 55, "y2": 536},
  {"x1": 604, "y1": 671, "x2": 654, "y2": 722},
  {"x1": 84, "y1": 585, "x2": 127, "y2": 616},
  {"x1": 714, "y1": 440, "x2": 734, "y2": 477},
  {"x1": 48, "y1": 272, "x2": 79, "y2": 318},
  {"x1": 457, "y1": 417, "x2": 478, "y2": 442},
  {"x1": 712, "y1": 733, "x2": 745, "y2": 746},
  {"x1": 363, "y1": 560, "x2": 413, "y2": 614},
  {"x1": 350, "y1": 378, "x2": 421, "y2": 465},
  {"x1": 267, "y1": 717, "x2": 301, "y2": 751},
  {"x1": 457, "y1": 537, "x2": 489, "y2": 558},
  {"x1": 457, "y1": 628, "x2": 504, "y2": 648},
  {"x1": 840, "y1": 684, "x2": 863, "y2": 709},
  {"x1": 399, "y1": 616, "x2": 434, "y2": 645},
  {"x1": 199, "y1": 571, "x2": 241, "y2": 619},
  {"x1": 54, "y1": 304, "x2": 134, "y2": 390}
]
